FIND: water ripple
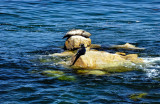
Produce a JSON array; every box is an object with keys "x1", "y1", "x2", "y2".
[{"x1": 0, "y1": 0, "x2": 160, "y2": 103}]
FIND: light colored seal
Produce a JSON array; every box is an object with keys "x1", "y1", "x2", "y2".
[{"x1": 63, "y1": 29, "x2": 91, "y2": 39}]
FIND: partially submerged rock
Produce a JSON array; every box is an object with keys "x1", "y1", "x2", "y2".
[
  {"x1": 71, "y1": 50, "x2": 144, "y2": 72},
  {"x1": 90, "y1": 44, "x2": 101, "y2": 49},
  {"x1": 47, "y1": 49, "x2": 144, "y2": 75},
  {"x1": 41, "y1": 70, "x2": 76, "y2": 81},
  {"x1": 57, "y1": 75, "x2": 76, "y2": 81},
  {"x1": 48, "y1": 35, "x2": 145, "y2": 75},
  {"x1": 65, "y1": 36, "x2": 91, "y2": 50},
  {"x1": 50, "y1": 51, "x2": 74, "y2": 57},
  {"x1": 42, "y1": 70, "x2": 64, "y2": 77},
  {"x1": 76, "y1": 69, "x2": 108, "y2": 76},
  {"x1": 117, "y1": 53, "x2": 144, "y2": 64},
  {"x1": 129, "y1": 93, "x2": 147, "y2": 101},
  {"x1": 111, "y1": 43, "x2": 145, "y2": 50}
]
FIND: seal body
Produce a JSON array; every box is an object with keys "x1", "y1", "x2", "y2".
[{"x1": 63, "y1": 29, "x2": 91, "y2": 39}]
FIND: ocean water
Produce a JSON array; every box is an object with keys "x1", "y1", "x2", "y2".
[{"x1": 0, "y1": 0, "x2": 160, "y2": 104}]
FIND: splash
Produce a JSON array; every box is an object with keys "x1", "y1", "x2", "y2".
[{"x1": 142, "y1": 57, "x2": 160, "y2": 78}]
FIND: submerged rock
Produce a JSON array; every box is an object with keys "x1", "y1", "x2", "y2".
[
  {"x1": 50, "y1": 51, "x2": 74, "y2": 57},
  {"x1": 76, "y1": 69, "x2": 108, "y2": 76},
  {"x1": 48, "y1": 49, "x2": 144, "y2": 75},
  {"x1": 57, "y1": 75, "x2": 76, "y2": 81},
  {"x1": 65, "y1": 36, "x2": 91, "y2": 50},
  {"x1": 41, "y1": 70, "x2": 64, "y2": 77},
  {"x1": 129, "y1": 93, "x2": 147, "y2": 101},
  {"x1": 41, "y1": 70, "x2": 76, "y2": 81},
  {"x1": 111, "y1": 43, "x2": 145, "y2": 50}
]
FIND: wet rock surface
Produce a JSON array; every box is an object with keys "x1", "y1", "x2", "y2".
[{"x1": 71, "y1": 50, "x2": 144, "y2": 70}]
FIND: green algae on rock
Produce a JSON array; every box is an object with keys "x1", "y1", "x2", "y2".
[
  {"x1": 58, "y1": 75, "x2": 76, "y2": 81},
  {"x1": 50, "y1": 51, "x2": 74, "y2": 57},
  {"x1": 41, "y1": 70, "x2": 76, "y2": 81},
  {"x1": 38, "y1": 56, "x2": 69, "y2": 64},
  {"x1": 42, "y1": 70, "x2": 64, "y2": 77},
  {"x1": 129, "y1": 93, "x2": 147, "y2": 101},
  {"x1": 76, "y1": 69, "x2": 109, "y2": 76}
]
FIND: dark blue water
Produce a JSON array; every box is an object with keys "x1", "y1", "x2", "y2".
[{"x1": 0, "y1": 0, "x2": 160, "y2": 104}]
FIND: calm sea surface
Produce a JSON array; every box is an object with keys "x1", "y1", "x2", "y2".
[{"x1": 0, "y1": 0, "x2": 160, "y2": 104}]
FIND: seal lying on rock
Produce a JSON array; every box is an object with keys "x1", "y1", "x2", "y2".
[
  {"x1": 71, "y1": 44, "x2": 86, "y2": 66},
  {"x1": 63, "y1": 29, "x2": 91, "y2": 39}
]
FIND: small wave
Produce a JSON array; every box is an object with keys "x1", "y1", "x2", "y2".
[
  {"x1": 0, "y1": 12, "x2": 20, "y2": 18},
  {"x1": 143, "y1": 57, "x2": 160, "y2": 64},
  {"x1": 142, "y1": 57, "x2": 160, "y2": 78},
  {"x1": 143, "y1": 68, "x2": 160, "y2": 78}
]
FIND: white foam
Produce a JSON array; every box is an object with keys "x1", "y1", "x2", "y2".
[
  {"x1": 143, "y1": 68, "x2": 160, "y2": 78},
  {"x1": 142, "y1": 57, "x2": 160, "y2": 78},
  {"x1": 143, "y1": 57, "x2": 160, "y2": 64}
]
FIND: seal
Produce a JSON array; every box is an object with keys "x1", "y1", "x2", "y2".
[
  {"x1": 63, "y1": 29, "x2": 91, "y2": 39},
  {"x1": 71, "y1": 44, "x2": 86, "y2": 66}
]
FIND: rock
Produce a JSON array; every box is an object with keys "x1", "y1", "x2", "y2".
[
  {"x1": 116, "y1": 52, "x2": 144, "y2": 64},
  {"x1": 37, "y1": 51, "x2": 74, "y2": 65},
  {"x1": 63, "y1": 29, "x2": 91, "y2": 39},
  {"x1": 49, "y1": 51, "x2": 74, "y2": 66},
  {"x1": 48, "y1": 50, "x2": 143, "y2": 74},
  {"x1": 50, "y1": 51, "x2": 74, "y2": 57},
  {"x1": 57, "y1": 75, "x2": 76, "y2": 81},
  {"x1": 90, "y1": 44, "x2": 101, "y2": 49},
  {"x1": 41, "y1": 70, "x2": 76, "y2": 81},
  {"x1": 115, "y1": 52, "x2": 126, "y2": 56},
  {"x1": 129, "y1": 93, "x2": 147, "y2": 101},
  {"x1": 41, "y1": 70, "x2": 64, "y2": 77},
  {"x1": 71, "y1": 50, "x2": 144, "y2": 72},
  {"x1": 76, "y1": 69, "x2": 108, "y2": 76},
  {"x1": 111, "y1": 43, "x2": 145, "y2": 50},
  {"x1": 121, "y1": 54, "x2": 144, "y2": 64},
  {"x1": 65, "y1": 36, "x2": 91, "y2": 50}
]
